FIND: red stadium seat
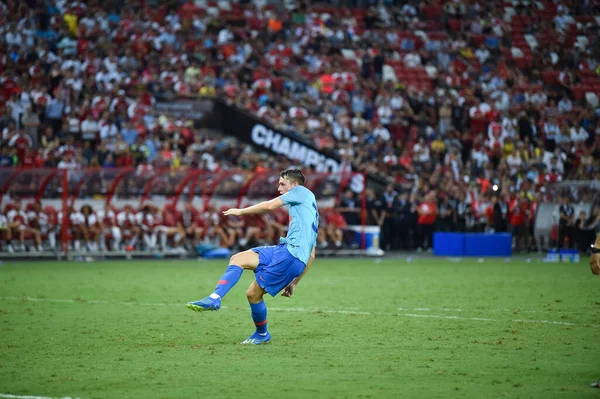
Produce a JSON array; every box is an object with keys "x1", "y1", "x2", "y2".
[
  {"x1": 572, "y1": 85, "x2": 587, "y2": 100},
  {"x1": 541, "y1": 71, "x2": 559, "y2": 85},
  {"x1": 448, "y1": 19, "x2": 462, "y2": 32},
  {"x1": 423, "y1": 5, "x2": 442, "y2": 19}
]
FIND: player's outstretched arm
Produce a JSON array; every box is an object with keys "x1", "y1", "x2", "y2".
[
  {"x1": 223, "y1": 198, "x2": 284, "y2": 217},
  {"x1": 282, "y1": 246, "x2": 316, "y2": 298}
]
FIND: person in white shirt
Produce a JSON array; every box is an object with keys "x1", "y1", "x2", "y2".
[
  {"x1": 506, "y1": 150, "x2": 523, "y2": 176},
  {"x1": 136, "y1": 206, "x2": 158, "y2": 251},
  {"x1": 57, "y1": 153, "x2": 80, "y2": 170},
  {"x1": 570, "y1": 123, "x2": 589, "y2": 143},
  {"x1": 5, "y1": 25, "x2": 22, "y2": 48},
  {"x1": 553, "y1": 9, "x2": 574, "y2": 32},
  {"x1": 6, "y1": 96, "x2": 25, "y2": 127},
  {"x1": 6, "y1": 201, "x2": 29, "y2": 252},
  {"x1": 390, "y1": 94, "x2": 404, "y2": 110},
  {"x1": 404, "y1": 51, "x2": 421, "y2": 68},
  {"x1": 79, "y1": 14, "x2": 97, "y2": 31},
  {"x1": 117, "y1": 205, "x2": 140, "y2": 250},
  {"x1": 217, "y1": 28, "x2": 233, "y2": 44},
  {"x1": 383, "y1": 148, "x2": 398, "y2": 165},
  {"x1": 413, "y1": 137, "x2": 431, "y2": 163},
  {"x1": 474, "y1": 44, "x2": 490, "y2": 64},
  {"x1": 529, "y1": 90, "x2": 547, "y2": 106},
  {"x1": 471, "y1": 146, "x2": 489, "y2": 168},
  {"x1": 0, "y1": 213, "x2": 12, "y2": 252},
  {"x1": 61, "y1": 56, "x2": 82, "y2": 74},
  {"x1": 351, "y1": 112, "x2": 367, "y2": 130},
  {"x1": 332, "y1": 117, "x2": 352, "y2": 141},
  {"x1": 97, "y1": 205, "x2": 122, "y2": 251},
  {"x1": 372, "y1": 122, "x2": 391, "y2": 141},
  {"x1": 386, "y1": 31, "x2": 399, "y2": 44},
  {"x1": 489, "y1": 88, "x2": 507, "y2": 110},
  {"x1": 555, "y1": 125, "x2": 571, "y2": 145},
  {"x1": 543, "y1": 117, "x2": 560, "y2": 141},
  {"x1": 469, "y1": 102, "x2": 492, "y2": 117},
  {"x1": 99, "y1": 117, "x2": 119, "y2": 140},
  {"x1": 557, "y1": 96, "x2": 572, "y2": 113},
  {"x1": 306, "y1": 115, "x2": 321, "y2": 130},
  {"x1": 401, "y1": 3, "x2": 417, "y2": 18},
  {"x1": 59, "y1": 206, "x2": 85, "y2": 251},
  {"x1": 543, "y1": 149, "x2": 565, "y2": 174},
  {"x1": 80, "y1": 114, "x2": 99, "y2": 141},
  {"x1": 26, "y1": 202, "x2": 53, "y2": 251},
  {"x1": 81, "y1": 205, "x2": 100, "y2": 252},
  {"x1": 377, "y1": 102, "x2": 393, "y2": 125},
  {"x1": 501, "y1": 115, "x2": 517, "y2": 138}
]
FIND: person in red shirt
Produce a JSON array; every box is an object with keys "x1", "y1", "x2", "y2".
[
  {"x1": 8, "y1": 128, "x2": 32, "y2": 165},
  {"x1": 241, "y1": 213, "x2": 267, "y2": 248},
  {"x1": 6, "y1": 200, "x2": 39, "y2": 252},
  {"x1": 116, "y1": 205, "x2": 139, "y2": 251},
  {"x1": 417, "y1": 192, "x2": 437, "y2": 251},
  {"x1": 202, "y1": 205, "x2": 231, "y2": 247},
  {"x1": 81, "y1": 204, "x2": 100, "y2": 252},
  {"x1": 181, "y1": 202, "x2": 203, "y2": 248},
  {"x1": 20, "y1": 149, "x2": 36, "y2": 168},
  {"x1": 178, "y1": 0, "x2": 200, "y2": 21},
  {"x1": 156, "y1": 205, "x2": 185, "y2": 252},
  {"x1": 220, "y1": 205, "x2": 244, "y2": 248},
  {"x1": 509, "y1": 196, "x2": 529, "y2": 253},
  {"x1": 117, "y1": 148, "x2": 135, "y2": 167},
  {"x1": 325, "y1": 207, "x2": 346, "y2": 249}
]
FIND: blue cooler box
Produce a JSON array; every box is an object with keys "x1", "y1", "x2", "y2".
[
  {"x1": 433, "y1": 233, "x2": 465, "y2": 256},
  {"x1": 433, "y1": 232, "x2": 512, "y2": 257},
  {"x1": 464, "y1": 233, "x2": 512, "y2": 257}
]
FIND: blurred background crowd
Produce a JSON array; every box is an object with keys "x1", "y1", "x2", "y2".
[{"x1": 1, "y1": 0, "x2": 599, "y2": 254}]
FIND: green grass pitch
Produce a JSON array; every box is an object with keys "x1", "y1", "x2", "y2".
[{"x1": 0, "y1": 257, "x2": 599, "y2": 399}]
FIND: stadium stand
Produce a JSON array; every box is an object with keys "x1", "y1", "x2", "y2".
[{"x1": 0, "y1": 0, "x2": 599, "y2": 256}]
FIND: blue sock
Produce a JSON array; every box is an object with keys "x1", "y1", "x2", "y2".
[
  {"x1": 212, "y1": 265, "x2": 243, "y2": 298},
  {"x1": 250, "y1": 301, "x2": 268, "y2": 334}
]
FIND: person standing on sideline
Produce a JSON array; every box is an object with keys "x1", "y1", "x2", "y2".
[
  {"x1": 589, "y1": 232, "x2": 600, "y2": 387},
  {"x1": 558, "y1": 195, "x2": 576, "y2": 248}
]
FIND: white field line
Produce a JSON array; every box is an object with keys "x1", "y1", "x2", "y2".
[
  {"x1": 0, "y1": 296, "x2": 597, "y2": 328},
  {"x1": 0, "y1": 394, "x2": 82, "y2": 399},
  {"x1": 1, "y1": 296, "x2": 180, "y2": 307},
  {"x1": 396, "y1": 307, "x2": 598, "y2": 316}
]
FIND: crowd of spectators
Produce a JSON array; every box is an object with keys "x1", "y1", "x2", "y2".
[
  {"x1": 0, "y1": 197, "x2": 293, "y2": 253},
  {"x1": 1, "y1": 0, "x2": 600, "y2": 253}
]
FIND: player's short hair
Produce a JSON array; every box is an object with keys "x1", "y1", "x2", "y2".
[{"x1": 280, "y1": 168, "x2": 305, "y2": 186}]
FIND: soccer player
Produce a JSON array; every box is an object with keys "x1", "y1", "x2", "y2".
[
  {"x1": 98, "y1": 204, "x2": 121, "y2": 251},
  {"x1": 58, "y1": 206, "x2": 85, "y2": 251},
  {"x1": 181, "y1": 203, "x2": 204, "y2": 249},
  {"x1": 81, "y1": 205, "x2": 99, "y2": 252},
  {"x1": 136, "y1": 205, "x2": 158, "y2": 251},
  {"x1": 116, "y1": 205, "x2": 139, "y2": 250},
  {"x1": 187, "y1": 169, "x2": 318, "y2": 345},
  {"x1": 202, "y1": 205, "x2": 231, "y2": 247},
  {"x1": 7, "y1": 200, "x2": 40, "y2": 252},
  {"x1": 156, "y1": 205, "x2": 184, "y2": 252}
]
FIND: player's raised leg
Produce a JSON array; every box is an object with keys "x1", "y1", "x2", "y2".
[
  {"x1": 241, "y1": 280, "x2": 271, "y2": 345},
  {"x1": 187, "y1": 249, "x2": 259, "y2": 312}
]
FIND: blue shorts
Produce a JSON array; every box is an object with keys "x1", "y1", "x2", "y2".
[{"x1": 251, "y1": 243, "x2": 306, "y2": 296}]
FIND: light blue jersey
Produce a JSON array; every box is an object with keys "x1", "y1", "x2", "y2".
[{"x1": 278, "y1": 185, "x2": 318, "y2": 265}]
